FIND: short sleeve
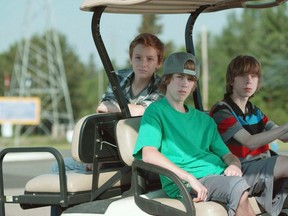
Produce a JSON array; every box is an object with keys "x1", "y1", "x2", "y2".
[
  {"x1": 133, "y1": 105, "x2": 162, "y2": 160},
  {"x1": 211, "y1": 108, "x2": 243, "y2": 143},
  {"x1": 209, "y1": 120, "x2": 231, "y2": 157}
]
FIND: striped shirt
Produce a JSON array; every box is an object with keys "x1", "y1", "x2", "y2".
[{"x1": 210, "y1": 94, "x2": 275, "y2": 161}]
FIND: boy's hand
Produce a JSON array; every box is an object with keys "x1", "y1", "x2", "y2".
[
  {"x1": 224, "y1": 164, "x2": 242, "y2": 177},
  {"x1": 188, "y1": 178, "x2": 208, "y2": 202}
]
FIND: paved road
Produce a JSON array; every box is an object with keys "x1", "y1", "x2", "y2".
[{"x1": 2, "y1": 149, "x2": 70, "y2": 216}]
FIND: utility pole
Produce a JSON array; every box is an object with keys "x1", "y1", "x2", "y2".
[
  {"x1": 8, "y1": 0, "x2": 74, "y2": 145},
  {"x1": 201, "y1": 26, "x2": 209, "y2": 110}
]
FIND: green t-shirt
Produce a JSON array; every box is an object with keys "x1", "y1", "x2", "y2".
[{"x1": 133, "y1": 98, "x2": 230, "y2": 198}]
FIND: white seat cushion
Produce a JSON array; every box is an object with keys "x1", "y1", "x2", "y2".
[
  {"x1": 25, "y1": 171, "x2": 120, "y2": 193},
  {"x1": 142, "y1": 190, "x2": 263, "y2": 215},
  {"x1": 151, "y1": 197, "x2": 263, "y2": 215}
]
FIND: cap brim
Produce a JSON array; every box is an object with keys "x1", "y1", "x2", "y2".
[{"x1": 183, "y1": 69, "x2": 197, "y2": 77}]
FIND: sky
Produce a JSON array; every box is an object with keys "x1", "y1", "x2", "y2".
[{"x1": 0, "y1": 0, "x2": 240, "y2": 68}]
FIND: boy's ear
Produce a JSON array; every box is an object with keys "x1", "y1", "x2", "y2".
[{"x1": 156, "y1": 62, "x2": 162, "y2": 69}]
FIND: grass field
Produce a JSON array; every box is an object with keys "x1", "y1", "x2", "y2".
[{"x1": 0, "y1": 135, "x2": 71, "y2": 150}]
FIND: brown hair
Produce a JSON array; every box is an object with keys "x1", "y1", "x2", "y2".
[
  {"x1": 129, "y1": 33, "x2": 164, "y2": 65},
  {"x1": 159, "y1": 60, "x2": 197, "y2": 94},
  {"x1": 226, "y1": 55, "x2": 262, "y2": 95}
]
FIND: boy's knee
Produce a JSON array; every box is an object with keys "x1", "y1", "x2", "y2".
[{"x1": 230, "y1": 177, "x2": 250, "y2": 196}]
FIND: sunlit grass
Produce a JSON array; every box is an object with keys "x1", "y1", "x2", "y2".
[
  {"x1": 0, "y1": 135, "x2": 71, "y2": 150},
  {"x1": 272, "y1": 140, "x2": 288, "y2": 155}
]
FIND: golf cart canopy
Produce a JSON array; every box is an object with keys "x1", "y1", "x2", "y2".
[{"x1": 80, "y1": 0, "x2": 286, "y2": 13}]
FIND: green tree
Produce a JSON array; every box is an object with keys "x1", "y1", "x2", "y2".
[
  {"x1": 78, "y1": 54, "x2": 109, "y2": 118},
  {"x1": 138, "y1": 14, "x2": 162, "y2": 34},
  {"x1": 0, "y1": 44, "x2": 18, "y2": 96},
  {"x1": 55, "y1": 33, "x2": 89, "y2": 120},
  {"x1": 257, "y1": 5, "x2": 288, "y2": 121},
  {"x1": 138, "y1": 14, "x2": 177, "y2": 73},
  {"x1": 0, "y1": 31, "x2": 90, "y2": 122},
  {"x1": 207, "y1": 9, "x2": 263, "y2": 104}
]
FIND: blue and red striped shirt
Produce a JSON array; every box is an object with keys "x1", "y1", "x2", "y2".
[{"x1": 210, "y1": 95, "x2": 275, "y2": 160}]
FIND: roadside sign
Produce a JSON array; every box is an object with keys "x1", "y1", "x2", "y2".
[{"x1": 0, "y1": 97, "x2": 41, "y2": 125}]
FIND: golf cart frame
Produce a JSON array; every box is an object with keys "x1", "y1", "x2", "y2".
[
  {"x1": 87, "y1": 0, "x2": 287, "y2": 116},
  {"x1": 0, "y1": 0, "x2": 287, "y2": 216}
]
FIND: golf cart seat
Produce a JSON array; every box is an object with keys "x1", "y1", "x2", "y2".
[
  {"x1": 0, "y1": 113, "x2": 132, "y2": 214},
  {"x1": 115, "y1": 117, "x2": 267, "y2": 216}
]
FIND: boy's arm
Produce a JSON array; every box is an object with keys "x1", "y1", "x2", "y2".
[
  {"x1": 233, "y1": 123, "x2": 288, "y2": 149},
  {"x1": 142, "y1": 146, "x2": 208, "y2": 202},
  {"x1": 96, "y1": 101, "x2": 145, "y2": 116},
  {"x1": 127, "y1": 104, "x2": 145, "y2": 116},
  {"x1": 271, "y1": 125, "x2": 288, "y2": 142},
  {"x1": 222, "y1": 153, "x2": 242, "y2": 177},
  {"x1": 96, "y1": 101, "x2": 120, "y2": 113},
  {"x1": 212, "y1": 107, "x2": 288, "y2": 148}
]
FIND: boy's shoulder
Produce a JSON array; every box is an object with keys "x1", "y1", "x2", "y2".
[
  {"x1": 210, "y1": 100, "x2": 233, "y2": 116},
  {"x1": 192, "y1": 107, "x2": 214, "y2": 121}
]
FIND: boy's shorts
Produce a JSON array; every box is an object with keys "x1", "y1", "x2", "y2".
[
  {"x1": 242, "y1": 155, "x2": 288, "y2": 216},
  {"x1": 199, "y1": 175, "x2": 250, "y2": 216}
]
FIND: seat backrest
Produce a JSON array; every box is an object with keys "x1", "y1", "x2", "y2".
[
  {"x1": 71, "y1": 113, "x2": 123, "y2": 163},
  {"x1": 71, "y1": 115, "x2": 89, "y2": 162},
  {"x1": 115, "y1": 117, "x2": 141, "y2": 166}
]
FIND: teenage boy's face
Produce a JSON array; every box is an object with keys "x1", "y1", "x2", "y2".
[
  {"x1": 130, "y1": 44, "x2": 161, "y2": 80},
  {"x1": 166, "y1": 73, "x2": 196, "y2": 103},
  {"x1": 232, "y1": 73, "x2": 259, "y2": 98}
]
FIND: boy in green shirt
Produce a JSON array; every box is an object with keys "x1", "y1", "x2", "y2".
[{"x1": 133, "y1": 52, "x2": 255, "y2": 216}]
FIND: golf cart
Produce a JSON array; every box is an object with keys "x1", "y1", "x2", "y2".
[
  {"x1": 62, "y1": 0, "x2": 288, "y2": 215},
  {"x1": 0, "y1": 0, "x2": 287, "y2": 216}
]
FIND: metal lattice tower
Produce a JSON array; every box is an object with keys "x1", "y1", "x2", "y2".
[{"x1": 8, "y1": 0, "x2": 74, "y2": 142}]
